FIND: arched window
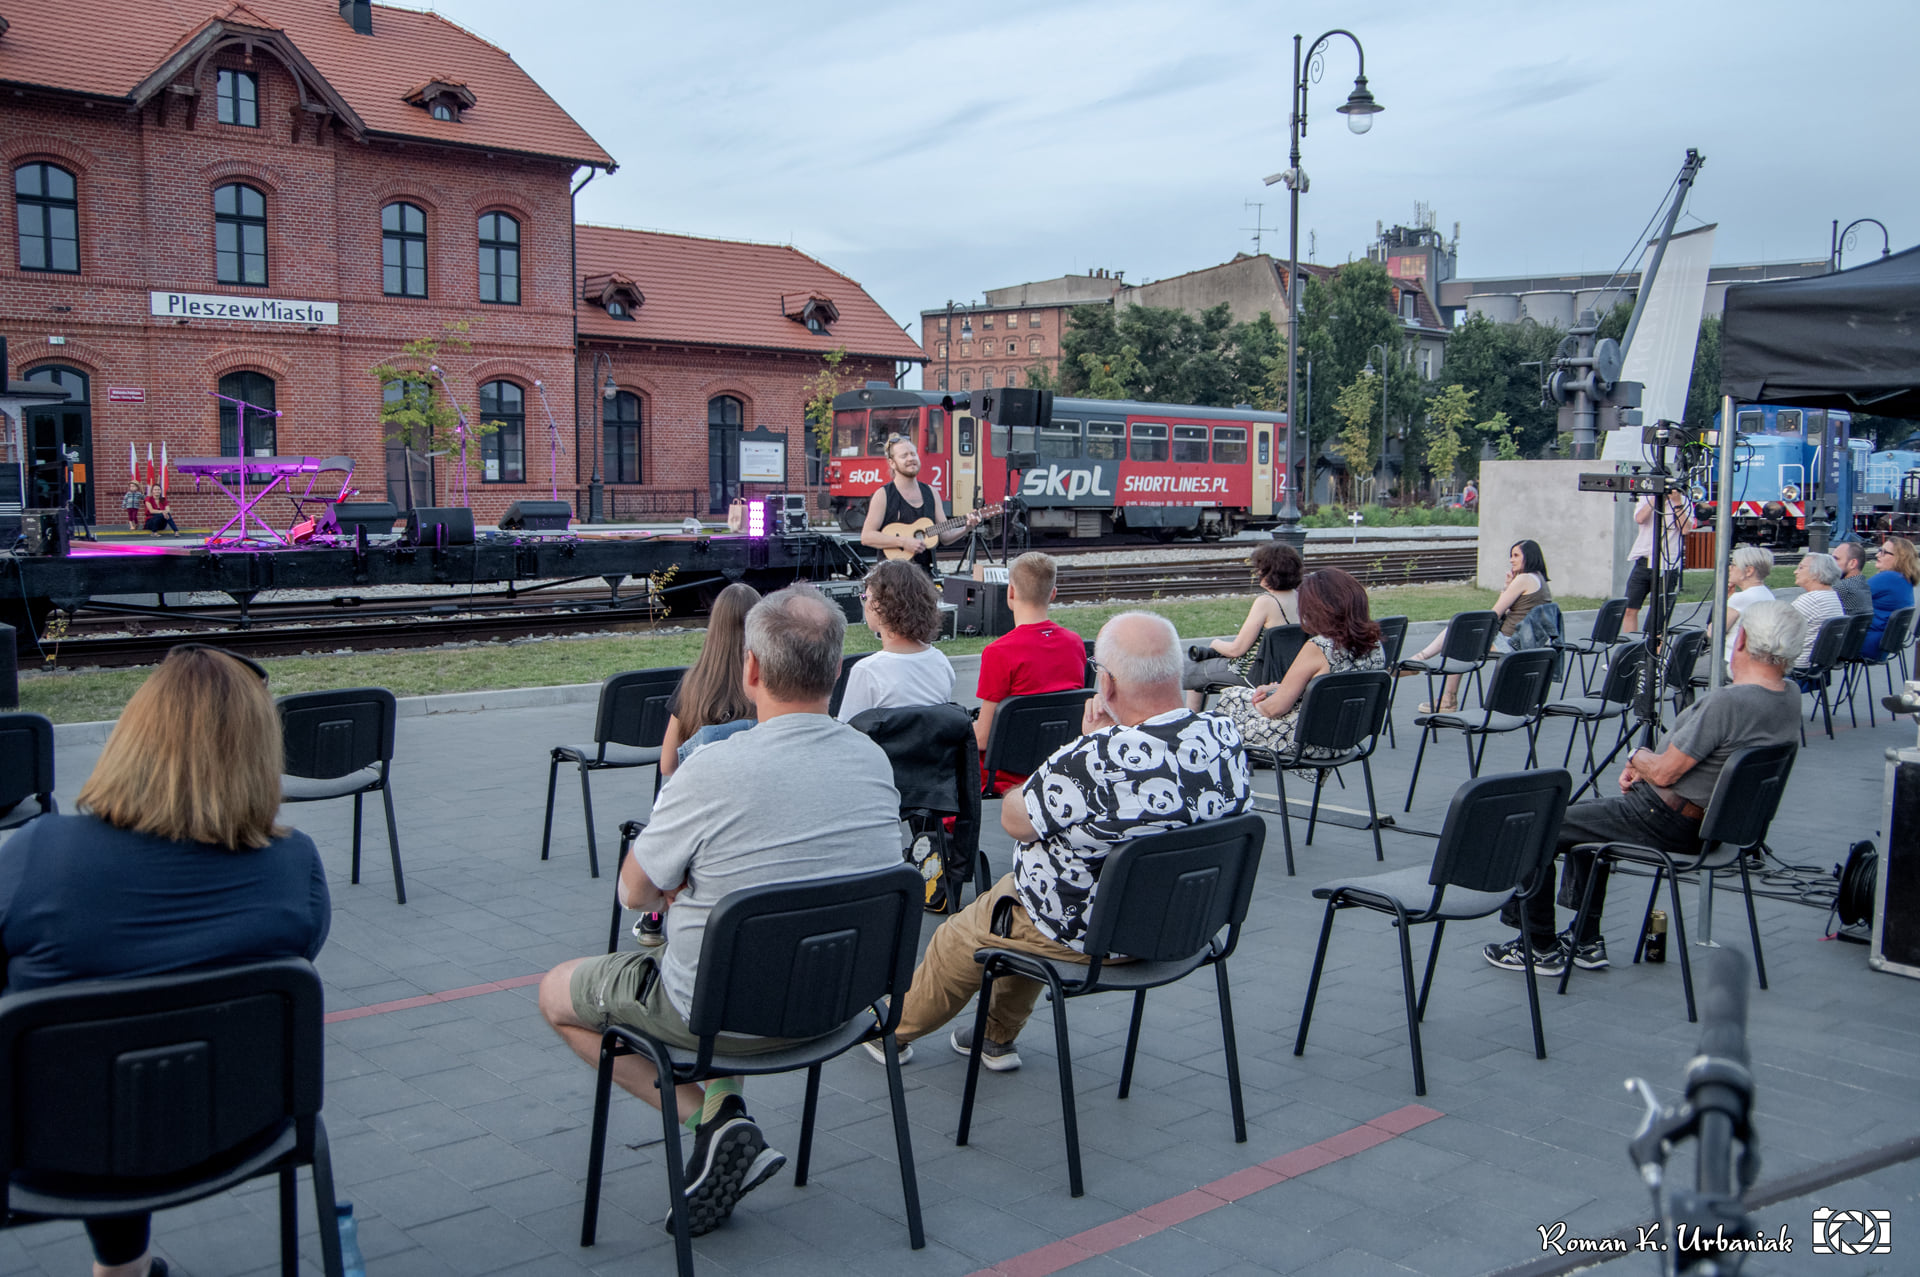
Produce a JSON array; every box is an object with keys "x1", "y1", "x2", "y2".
[
  {"x1": 707, "y1": 395, "x2": 744, "y2": 512},
  {"x1": 214, "y1": 183, "x2": 267, "y2": 285},
  {"x1": 20, "y1": 366, "x2": 91, "y2": 517},
  {"x1": 981, "y1": 369, "x2": 995, "y2": 390},
  {"x1": 16, "y1": 163, "x2": 79, "y2": 274},
  {"x1": 217, "y1": 370, "x2": 277, "y2": 455},
  {"x1": 382, "y1": 202, "x2": 428, "y2": 297},
  {"x1": 603, "y1": 390, "x2": 642, "y2": 483},
  {"x1": 382, "y1": 378, "x2": 436, "y2": 509},
  {"x1": 479, "y1": 380, "x2": 524, "y2": 483},
  {"x1": 478, "y1": 212, "x2": 519, "y2": 305}
]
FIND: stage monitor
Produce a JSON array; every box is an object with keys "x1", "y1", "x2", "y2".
[
  {"x1": 404, "y1": 506, "x2": 475, "y2": 547},
  {"x1": 331, "y1": 502, "x2": 398, "y2": 537},
  {"x1": 500, "y1": 500, "x2": 573, "y2": 531}
]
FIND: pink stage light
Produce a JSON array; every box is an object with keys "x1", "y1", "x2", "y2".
[{"x1": 746, "y1": 499, "x2": 767, "y2": 538}]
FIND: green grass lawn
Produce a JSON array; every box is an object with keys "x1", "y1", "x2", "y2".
[{"x1": 16, "y1": 580, "x2": 1595, "y2": 724}]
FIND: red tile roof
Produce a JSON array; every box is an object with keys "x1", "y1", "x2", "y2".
[
  {"x1": 0, "y1": 0, "x2": 613, "y2": 168},
  {"x1": 576, "y1": 225, "x2": 926, "y2": 363}
]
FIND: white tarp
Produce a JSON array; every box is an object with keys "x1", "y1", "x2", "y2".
[{"x1": 1600, "y1": 223, "x2": 1716, "y2": 461}]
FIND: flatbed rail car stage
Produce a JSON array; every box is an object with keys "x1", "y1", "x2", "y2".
[
  {"x1": 3, "y1": 528, "x2": 867, "y2": 653},
  {"x1": 824, "y1": 387, "x2": 1289, "y2": 541}
]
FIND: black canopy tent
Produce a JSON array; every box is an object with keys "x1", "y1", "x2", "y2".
[{"x1": 1721, "y1": 243, "x2": 1920, "y2": 419}]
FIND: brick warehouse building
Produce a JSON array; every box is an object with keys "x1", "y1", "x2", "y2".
[{"x1": 0, "y1": 0, "x2": 919, "y2": 529}]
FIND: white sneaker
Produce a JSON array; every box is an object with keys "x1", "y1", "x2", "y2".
[{"x1": 861, "y1": 1037, "x2": 913, "y2": 1066}]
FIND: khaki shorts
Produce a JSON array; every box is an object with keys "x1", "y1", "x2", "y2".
[{"x1": 568, "y1": 952, "x2": 806, "y2": 1057}]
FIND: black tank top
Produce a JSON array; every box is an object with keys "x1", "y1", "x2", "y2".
[{"x1": 880, "y1": 480, "x2": 940, "y2": 571}]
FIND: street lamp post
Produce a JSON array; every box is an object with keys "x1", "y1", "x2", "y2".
[
  {"x1": 585, "y1": 349, "x2": 616, "y2": 523},
  {"x1": 1363, "y1": 341, "x2": 1389, "y2": 500},
  {"x1": 943, "y1": 300, "x2": 955, "y2": 391},
  {"x1": 1266, "y1": 29, "x2": 1382, "y2": 543},
  {"x1": 1831, "y1": 217, "x2": 1891, "y2": 271}
]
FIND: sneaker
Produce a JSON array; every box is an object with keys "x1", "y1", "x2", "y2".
[
  {"x1": 633, "y1": 912, "x2": 666, "y2": 948},
  {"x1": 1562, "y1": 932, "x2": 1610, "y2": 970},
  {"x1": 951, "y1": 1024, "x2": 1021, "y2": 1072},
  {"x1": 861, "y1": 1037, "x2": 914, "y2": 1066},
  {"x1": 1482, "y1": 936, "x2": 1568, "y2": 976},
  {"x1": 667, "y1": 1094, "x2": 765, "y2": 1237}
]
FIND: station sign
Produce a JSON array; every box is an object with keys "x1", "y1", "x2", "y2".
[{"x1": 149, "y1": 291, "x2": 339, "y2": 325}]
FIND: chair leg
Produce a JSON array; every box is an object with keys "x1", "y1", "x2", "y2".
[
  {"x1": 1045, "y1": 972, "x2": 1085, "y2": 1197},
  {"x1": 1293, "y1": 899, "x2": 1339, "y2": 1057},
  {"x1": 657, "y1": 1054, "x2": 697, "y2": 1277},
  {"x1": 578, "y1": 763, "x2": 601, "y2": 879},
  {"x1": 880, "y1": 1034, "x2": 926, "y2": 1249},
  {"x1": 1415, "y1": 920, "x2": 1445, "y2": 1021},
  {"x1": 540, "y1": 754, "x2": 561, "y2": 861},
  {"x1": 309, "y1": 1117, "x2": 346, "y2": 1277},
  {"x1": 1524, "y1": 723, "x2": 1540, "y2": 769},
  {"x1": 380, "y1": 781, "x2": 406, "y2": 905},
  {"x1": 1213, "y1": 959, "x2": 1247, "y2": 1143},
  {"x1": 1664, "y1": 867, "x2": 1698, "y2": 1023},
  {"x1": 580, "y1": 1035, "x2": 618, "y2": 1247},
  {"x1": 1394, "y1": 909, "x2": 1427, "y2": 1097},
  {"x1": 1275, "y1": 764, "x2": 1295, "y2": 876},
  {"x1": 1468, "y1": 729, "x2": 1484, "y2": 779},
  {"x1": 1633, "y1": 871, "x2": 1664, "y2": 964},
  {"x1": 349, "y1": 792, "x2": 363, "y2": 885},
  {"x1": 1117, "y1": 989, "x2": 1146, "y2": 1099},
  {"x1": 1737, "y1": 855, "x2": 1770, "y2": 991},
  {"x1": 1305, "y1": 769, "x2": 1328, "y2": 845},
  {"x1": 795, "y1": 1061, "x2": 822, "y2": 1186},
  {"x1": 1520, "y1": 929, "x2": 1547, "y2": 1063},
  {"x1": 279, "y1": 1165, "x2": 298, "y2": 1277},
  {"x1": 1561, "y1": 857, "x2": 1607, "y2": 997},
  {"x1": 1360, "y1": 756, "x2": 1384, "y2": 863},
  {"x1": 1403, "y1": 725, "x2": 1432, "y2": 812},
  {"x1": 955, "y1": 966, "x2": 996, "y2": 1147}
]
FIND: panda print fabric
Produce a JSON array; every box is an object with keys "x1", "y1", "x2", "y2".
[{"x1": 1015, "y1": 709, "x2": 1252, "y2": 952}]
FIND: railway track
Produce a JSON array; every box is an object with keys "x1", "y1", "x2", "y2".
[{"x1": 30, "y1": 545, "x2": 1477, "y2": 669}]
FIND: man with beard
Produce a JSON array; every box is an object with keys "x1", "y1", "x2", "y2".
[
  {"x1": 870, "y1": 611, "x2": 1251, "y2": 1072},
  {"x1": 860, "y1": 433, "x2": 976, "y2": 572}
]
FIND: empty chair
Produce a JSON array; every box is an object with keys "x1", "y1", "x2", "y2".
[
  {"x1": 541, "y1": 667, "x2": 683, "y2": 877},
  {"x1": 0, "y1": 713, "x2": 56, "y2": 833},
  {"x1": 979, "y1": 687, "x2": 1095, "y2": 798},
  {"x1": 850, "y1": 702, "x2": 985, "y2": 907},
  {"x1": 279, "y1": 687, "x2": 405, "y2": 903},
  {"x1": 1375, "y1": 615, "x2": 1409, "y2": 747},
  {"x1": 0, "y1": 958, "x2": 346, "y2": 1276},
  {"x1": 1846, "y1": 604, "x2": 1917, "y2": 725},
  {"x1": 289, "y1": 454, "x2": 356, "y2": 524},
  {"x1": 578, "y1": 865, "x2": 926, "y2": 1276},
  {"x1": 1553, "y1": 597, "x2": 1629, "y2": 695},
  {"x1": 1257, "y1": 670, "x2": 1393, "y2": 873},
  {"x1": 1560, "y1": 743, "x2": 1794, "y2": 1021},
  {"x1": 955, "y1": 814, "x2": 1265, "y2": 1197},
  {"x1": 1296, "y1": 769, "x2": 1571, "y2": 1095},
  {"x1": 1541, "y1": 639, "x2": 1650, "y2": 779},
  {"x1": 1829, "y1": 611, "x2": 1874, "y2": 729},
  {"x1": 1396, "y1": 609, "x2": 1499, "y2": 714},
  {"x1": 1791, "y1": 615, "x2": 1853, "y2": 743},
  {"x1": 1403, "y1": 648, "x2": 1556, "y2": 811},
  {"x1": 1660, "y1": 627, "x2": 1710, "y2": 716},
  {"x1": 827, "y1": 652, "x2": 871, "y2": 718}
]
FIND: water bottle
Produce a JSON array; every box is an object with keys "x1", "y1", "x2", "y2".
[{"x1": 336, "y1": 1201, "x2": 368, "y2": 1277}]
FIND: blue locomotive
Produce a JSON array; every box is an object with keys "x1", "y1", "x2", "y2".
[{"x1": 1693, "y1": 404, "x2": 1870, "y2": 546}]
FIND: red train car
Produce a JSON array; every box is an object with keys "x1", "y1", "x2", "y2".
[{"x1": 825, "y1": 387, "x2": 1289, "y2": 540}]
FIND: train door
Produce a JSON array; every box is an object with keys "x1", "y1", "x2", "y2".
[
  {"x1": 1250, "y1": 423, "x2": 1274, "y2": 516},
  {"x1": 952, "y1": 412, "x2": 978, "y2": 511},
  {"x1": 920, "y1": 407, "x2": 948, "y2": 504}
]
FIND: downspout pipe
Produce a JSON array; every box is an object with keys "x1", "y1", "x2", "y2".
[{"x1": 569, "y1": 167, "x2": 598, "y2": 514}]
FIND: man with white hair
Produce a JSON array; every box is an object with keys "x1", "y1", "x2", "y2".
[
  {"x1": 1485, "y1": 598, "x2": 1806, "y2": 975},
  {"x1": 872, "y1": 610, "x2": 1252, "y2": 1071}
]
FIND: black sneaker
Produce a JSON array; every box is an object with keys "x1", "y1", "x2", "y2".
[
  {"x1": 666, "y1": 1094, "x2": 765, "y2": 1237},
  {"x1": 634, "y1": 912, "x2": 666, "y2": 948},
  {"x1": 951, "y1": 1023, "x2": 1021, "y2": 1072},
  {"x1": 1562, "y1": 932, "x2": 1610, "y2": 970},
  {"x1": 1482, "y1": 936, "x2": 1568, "y2": 976}
]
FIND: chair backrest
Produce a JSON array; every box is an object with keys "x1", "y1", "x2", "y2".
[
  {"x1": 686, "y1": 864, "x2": 924, "y2": 1051},
  {"x1": 1293, "y1": 670, "x2": 1393, "y2": 755},
  {"x1": 828, "y1": 653, "x2": 870, "y2": 719},
  {"x1": 1428, "y1": 769, "x2": 1571, "y2": 900},
  {"x1": 1882, "y1": 605, "x2": 1918, "y2": 657},
  {"x1": 848, "y1": 703, "x2": 980, "y2": 820},
  {"x1": 1376, "y1": 615, "x2": 1409, "y2": 667},
  {"x1": 1084, "y1": 637, "x2": 1098, "y2": 689},
  {"x1": 0, "y1": 958, "x2": 322, "y2": 1187},
  {"x1": 0, "y1": 713, "x2": 55, "y2": 810},
  {"x1": 1249, "y1": 624, "x2": 1306, "y2": 685},
  {"x1": 1080, "y1": 813, "x2": 1266, "y2": 966},
  {"x1": 1483, "y1": 648, "x2": 1557, "y2": 718},
  {"x1": 1442, "y1": 611, "x2": 1500, "y2": 663},
  {"x1": 596, "y1": 667, "x2": 685, "y2": 750},
  {"x1": 1662, "y1": 628, "x2": 1709, "y2": 691},
  {"x1": 277, "y1": 687, "x2": 396, "y2": 779},
  {"x1": 1595, "y1": 639, "x2": 1651, "y2": 706},
  {"x1": 1838, "y1": 610, "x2": 1872, "y2": 662},
  {"x1": 1590, "y1": 597, "x2": 1629, "y2": 645},
  {"x1": 1698, "y1": 742, "x2": 1796, "y2": 854},
  {"x1": 982, "y1": 688, "x2": 1095, "y2": 778},
  {"x1": 1804, "y1": 615, "x2": 1851, "y2": 672}
]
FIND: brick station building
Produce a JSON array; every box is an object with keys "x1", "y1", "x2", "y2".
[{"x1": 0, "y1": 0, "x2": 918, "y2": 529}]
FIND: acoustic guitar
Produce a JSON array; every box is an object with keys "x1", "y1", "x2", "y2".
[{"x1": 879, "y1": 503, "x2": 1004, "y2": 560}]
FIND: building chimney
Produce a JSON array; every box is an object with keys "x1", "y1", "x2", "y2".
[{"x1": 339, "y1": 1, "x2": 372, "y2": 35}]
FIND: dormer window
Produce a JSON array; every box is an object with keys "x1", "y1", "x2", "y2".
[
  {"x1": 607, "y1": 299, "x2": 632, "y2": 320},
  {"x1": 781, "y1": 291, "x2": 839, "y2": 336},
  {"x1": 404, "y1": 77, "x2": 476, "y2": 124},
  {"x1": 431, "y1": 102, "x2": 454, "y2": 122},
  {"x1": 583, "y1": 272, "x2": 645, "y2": 321}
]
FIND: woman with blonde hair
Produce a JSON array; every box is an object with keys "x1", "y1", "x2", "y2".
[
  {"x1": 0, "y1": 645, "x2": 330, "y2": 1277},
  {"x1": 660, "y1": 582, "x2": 761, "y2": 777},
  {"x1": 835, "y1": 558, "x2": 952, "y2": 720},
  {"x1": 1865, "y1": 536, "x2": 1920, "y2": 660}
]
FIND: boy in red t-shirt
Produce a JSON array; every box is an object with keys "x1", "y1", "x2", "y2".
[{"x1": 976, "y1": 552, "x2": 1087, "y2": 794}]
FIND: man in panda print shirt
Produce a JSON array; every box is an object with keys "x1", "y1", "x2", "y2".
[{"x1": 875, "y1": 611, "x2": 1251, "y2": 1073}]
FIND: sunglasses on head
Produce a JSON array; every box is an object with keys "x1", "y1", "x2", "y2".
[{"x1": 169, "y1": 643, "x2": 270, "y2": 683}]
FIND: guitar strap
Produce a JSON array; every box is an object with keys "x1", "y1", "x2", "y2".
[{"x1": 881, "y1": 479, "x2": 941, "y2": 571}]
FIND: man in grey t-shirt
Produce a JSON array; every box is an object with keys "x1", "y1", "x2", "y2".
[
  {"x1": 1485, "y1": 599, "x2": 1805, "y2": 976},
  {"x1": 540, "y1": 586, "x2": 902, "y2": 1237}
]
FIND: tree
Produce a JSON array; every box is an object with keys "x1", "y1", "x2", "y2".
[
  {"x1": 1440, "y1": 313, "x2": 1560, "y2": 461},
  {"x1": 1284, "y1": 259, "x2": 1422, "y2": 468},
  {"x1": 1331, "y1": 371, "x2": 1381, "y2": 483},
  {"x1": 1682, "y1": 314, "x2": 1721, "y2": 436},
  {"x1": 1479, "y1": 409, "x2": 1522, "y2": 460},
  {"x1": 800, "y1": 347, "x2": 859, "y2": 516},
  {"x1": 1024, "y1": 361, "x2": 1058, "y2": 393},
  {"x1": 1056, "y1": 301, "x2": 1281, "y2": 406},
  {"x1": 371, "y1": 320, "x2": 498, "y2": 509},
  {"x1": 1425, "y1": 383, "x2": 1476, "y2": 491},
  {"x1": 1078, "y1": 345, "x2": 1146, "y2": 400}
]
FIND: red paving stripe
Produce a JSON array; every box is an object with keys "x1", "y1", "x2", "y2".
[
  {"x1": 968, "y1": 1104, "x2": 1443, "y2": 1277},
  {"x1": 324, "y1": 973, "x2": 545, "y2": 1023}
]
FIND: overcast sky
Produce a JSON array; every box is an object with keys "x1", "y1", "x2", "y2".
[{"x1": 424, "y1": 0, "x2": 1917, "y2": 333}]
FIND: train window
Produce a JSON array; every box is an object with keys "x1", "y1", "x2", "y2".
[
  {"x1": 834, "y1": 409, "x2": 866, "y2": 457},
  {"x1": 1086, "y1": 420, "x2": 1124, "y2": 460},
  {"x1": 1777, "y1": 410, "x2": 1802, "y2": 436},
  {"x1": 1039, "y1": 419, "x2": 1081, "y2": 459},
  {"x1": 990, "y1": 424, "x2": 1036, "y2": 457},
  {"x1": 1130, "y1": 423, "x2": 1169, "y2": 463},
  {"x1": 1172, "y1": 425, "x2": 1209, "y2": 463},
  {"x1": 1736, "y1": 411, "x2": 1763, "y2": 436},
  {"x1": 1257, "y1": 430, "x2": 1270, "y2": 466},
  {"x1": 925, "y1": 408, "x2": 946, "y2": 455},
  {"x1": 957, "y1": 415, "x2": 974, "y2": 457},
  {"x1": 869, "y1": 408, "x2": 918, "y2": 455},
  {"x1": 1212, "y1": 427, "x2": 1248, "y2": 465}
]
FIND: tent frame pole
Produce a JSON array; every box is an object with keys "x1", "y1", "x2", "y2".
[{"x1": 1708, "y1": 394, "x2": 1736, "y2": 688}]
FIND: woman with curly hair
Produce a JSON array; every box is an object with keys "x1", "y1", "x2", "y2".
[
  {"x1": 1865, "y1": 536, "x2": 1920, "y2": 660},
  {"x1": 1181, "y1": 540, "x2": 1303, "y2": 710},
  {"x1": 835, "y1": 559, "x2": 953, "y2": 720},
  {"x1": 1214, "y1": 568, "x2": 1384, "y2": 756}
]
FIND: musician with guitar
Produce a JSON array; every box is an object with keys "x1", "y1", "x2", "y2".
[{"x1": 860, "y1": 434, "x2": 981, "y2": 571}]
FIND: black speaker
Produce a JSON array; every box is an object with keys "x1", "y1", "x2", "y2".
[
  {"x1": 21, "y1": 508, "x2": 70, "y2": 557},
  {"x1": 500, "y1": 500, "x2": 573, "y2": 530},
  {"x1": 330, "y1": 502, "x2": 399, "y2": 536},
  {"x1": 404, "y1": 506, "x2": 475, "y2": 547},
  {"x1": 984, "y1": 387, "x2": 1054, "y2": 430},
  {"x1": 1877, "y1": 756, "x2": 1920, "y2": 978},
  {"x1": 942, "y1": 577, "x2": 1013, "y2": 637}
]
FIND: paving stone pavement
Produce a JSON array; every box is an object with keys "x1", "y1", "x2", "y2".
[{"x1": 12, "y1": 615, "x2": 1919, "y2": 1276}]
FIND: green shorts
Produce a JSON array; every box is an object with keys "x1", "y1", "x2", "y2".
[{"x1": 567, "y1": 952, "x2": 805, "y2": 1056}]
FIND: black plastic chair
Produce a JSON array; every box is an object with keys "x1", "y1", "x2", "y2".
[
  {"x1": 1553, "y1": 597, "x2": 1629, "y2": 695},
  {"x1": 1845, "y1": 605, "x2": 1918, "y2": 726},
  {"x1": 1375, "y1": 616, "x2": 1409, "y2": 748},
  {"x1": 1828, "y1": 611, "x2": 1874, "y2": 729},
  {"x1": 1395, "y1": 609, "x2": 1498, "y2": 716},
  {"x1": 1792, "y1": 615, "x2": 1853, "y2": 743},
  {"x1": 1541, "y1": 639, "x2": 1650, "y2": 779},
  {"x1": 980, "y1": 688, "x2": 1094, "y2": 798},
  {"x1": 1257, "y1": 670, "x2": 1393, "y2": 873},
  {"x1": 278, "y1": 687, "x2": 405, "y2": 904},
  {"x1": 1661, "y1": 627, "x2": 1710, "y2": 716},
  {"x1": 851, "y1": 703, "x2": 986, "y2": 901},
  {"x1": 541, "y1": 667, "x2": 684, "y2": 877},
  {"x1": 1403, "y1": 648, "x2": 1555, "y2": 811},
  {"x1": 0, "y1": 713, "x2": 56, "y2": 833},
  {"x1": 1562, "y1": 743, "x2": 1795, "y2": 1021},
  {"x1": 579, "y1": 864, "x2": 926, "y2": 1276},
  {"x1": 1297, "y1": 769, "x2": 1570, "y2": 1096},
  {"x1": 1198, "y1": 624, "x2": 1306, "y2": 705},
  {"x1": 827, "y1": 652, "x2": 871, "y2": 719},
  {"x1": 0, "y1": 958, "x2": 345, "y2": 1277},
  {"x1": 955, "y1": 813, "x2": 1266, "y2": 1198}
]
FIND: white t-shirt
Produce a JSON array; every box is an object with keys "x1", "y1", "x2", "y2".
[
  {"x1": 835, "y1": 646, "x2": 955, "y2": 721},
  {"x1": 1726, "y1": 584, "x2": 1775, "y2": 667},
  {"x1": 1629, "y1": 495, "x2": 1693, "y2": 565}
]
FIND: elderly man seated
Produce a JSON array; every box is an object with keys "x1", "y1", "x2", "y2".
[
  {"x1": 1484, "y1": 598, "x2": 1806, "y2": 976},
  {"x1": 870, "y1": 610, "x2": 1252, "y2": 1071},
  {"x1": 539, "y1": 585, "x2": 903, "y2": 1237}
]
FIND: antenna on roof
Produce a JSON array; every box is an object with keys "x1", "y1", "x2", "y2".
[{"x1": 1242, "y1": 201, "x2": 1279, "y2": 256}]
